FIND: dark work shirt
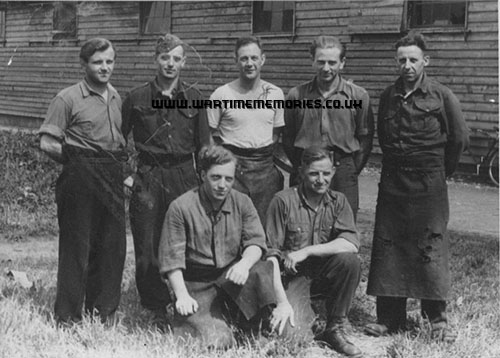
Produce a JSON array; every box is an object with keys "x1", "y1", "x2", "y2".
[
  {"x1": 265, "y1": 186, "x2": 359, "y2": 264},
  {"x1": 284, "y1": 76, "x2": 374, "y2": 168},
  {"x1": 158, "y1": 186, "x2": 267, "y2": 273},
  {"x1": 122, "y1": 78, "x2": 210, "y2": 156},
  {"x1": 378, "y1": 74, "x2": 469, "y2": 176}
]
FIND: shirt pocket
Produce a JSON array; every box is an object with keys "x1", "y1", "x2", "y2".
[
  {"x1": 319, "y1": 224, "x2": 334, "y2": 244},
  {"x1": 133, "y1": 105, "x2": 160, "y2": 137},
  {"x1": 284, "y1": 222, "x2": 310, "y2": 251},
  {"x1": 178, "y1": 107, "x2": 199, "y2": 135},
  {"x1": 412, "y1": 99, "x2": 442, "y2": 132}
]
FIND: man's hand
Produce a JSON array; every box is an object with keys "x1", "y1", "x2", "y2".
[
  {"x1": 225, "y1": 259, "x2": 251, "y2": 285},
  {"x1": 284, "y1": 249, "x2": 309, "y2": 274},
  {"x1": 175, "y1": 292, "x2": 198, "y2": 316},
  {"x1": 270, "y1": 301, "x2": 295, "y2": 335}
]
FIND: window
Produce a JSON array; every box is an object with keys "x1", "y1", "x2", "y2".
[
  {"x1": 407, "y1": 0, "x2": 467, "y2": 28},
  {"x1": 140, "y1": 1, "x2": 171, "y2": 35},
  {"x1": 52, "y1": 2, "x2": 77, "y2": 40},
  {"x1": 253, "y1": 1, "x2": 294, "y2": 34}
]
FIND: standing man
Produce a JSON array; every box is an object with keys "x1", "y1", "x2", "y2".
[
  {"x1": 265, "y1": 146, "x2": 362, "y2": 357},
  {"x1": 207, "y1": 36, "x2": 284, "y2": 224},
  {"x1": 366, "y1": 31, "x2": 469, "y2": 341},
  {"x1": 283, "y1": 36, "x2": 374, "y2": 220},
  {"x1": 122, "y1": 34, "x2": 210, "y2": 326},
  {"x1": 159, "y1": 145, "x2": 276, "y2": 348},
  {"x1": 39, "y1": 38, "x2": 127, "y2": 324}
]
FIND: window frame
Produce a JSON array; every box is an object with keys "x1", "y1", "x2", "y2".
[
  {"x1": 139, "y1": 1, "x2": 172, "y2": 36},
  {"x1": 52, "y1": 1, "x2": 77, "y2": 41},
  {"x1": 251, "y1": 1, "x2": 296, "y2": 36},
  {"x1": 404, "y1": 0, "x2": 469, "y2": 31}
]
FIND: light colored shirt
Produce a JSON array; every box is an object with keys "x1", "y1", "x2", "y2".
[
  {"x1": 207, "y1": 80, "x2": 285, "y2": 149},
  {"x1": 39, "y1": 80, "x2": 125, "y2": 151}
]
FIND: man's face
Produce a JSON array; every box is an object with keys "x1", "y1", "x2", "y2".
[
  {"x1": 313, "y1": 47, "x2": 345, "y2": 84},
  {"x1": 201, "y1": 161, "x2": 236, "y2": 204},
  {"x1": 236, "y1": 43, "x2": 265, "y2": 81},
  {"x1": 156, "y1": 45, "x2": 185, "y2": 80},
  {"x1": 301, "y1": 157, "x2": 335, "y2": 197},
  {"x1": 82, "y1": 47, "x2": 115, "y2": 86},
  {"x1": 396, "y1": 45, "x2": 429, "y2": 85}
]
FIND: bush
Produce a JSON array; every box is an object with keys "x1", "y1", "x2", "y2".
[{"x1": 0, "y1": 131, "x2": 60, "y2": 237}]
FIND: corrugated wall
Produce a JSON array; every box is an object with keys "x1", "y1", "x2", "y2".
[{"x1": 0, "y1": 0, "x2": 497, "y2": 163}]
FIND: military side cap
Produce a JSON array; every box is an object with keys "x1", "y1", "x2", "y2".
[{"x1": 155, "y1": 34, "x2": 184, "y2": 55}]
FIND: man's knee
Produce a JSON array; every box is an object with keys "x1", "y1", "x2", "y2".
[{"x1": 322, "y1": 253, "x2": 361, "y2": 280}]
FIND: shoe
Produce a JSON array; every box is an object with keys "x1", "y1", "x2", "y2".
[
  {"x1": 151, "y1": 307, "x2": 171, "y2": 333},
  {"x1": 364, "y1": 323, "x2": 389, "y2": 337},
  {"x1": 319, "y1": 325, "x2": 363, "y2": 357},
  {"x1": 431, "y1": 322, "x2": 457, "y2": 343}
]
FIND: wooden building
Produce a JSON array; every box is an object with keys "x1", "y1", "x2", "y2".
[{"x1": 0, "y1": 0, "x2": 497, "y2": 170}]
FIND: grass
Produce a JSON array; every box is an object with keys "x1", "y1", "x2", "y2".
[{"x1": 0, "y1": 131, "x2": 499, "y2": 357}]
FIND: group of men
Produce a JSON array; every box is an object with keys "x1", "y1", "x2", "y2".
[{"x1": 39, "y1": 30, "x2": 468, "y2": 357}]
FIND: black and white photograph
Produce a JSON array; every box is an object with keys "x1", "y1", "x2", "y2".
[{"x1": 0, "y1": 1, "x2": 498, "y2": 357}]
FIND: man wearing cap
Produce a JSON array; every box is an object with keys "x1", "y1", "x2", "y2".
[
  {"x1": 39, "y1": 38, "x2": 127, "y2": 324},
  {"x1": 207, "y1": 36, "x2": 284, "y2": 225},
  {"x1": 122, "y1": 34, "x2": 211, "y2": 327},
  {"x1": 283, "y1": 36, "x2": 374, "y2": 220},
  {"x1": 366, "y1": 31, "x2": 469, "y2": 342}
]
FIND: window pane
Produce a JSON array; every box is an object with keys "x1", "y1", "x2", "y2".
[
  {"x1": 253, "y1": 1, "x2": 294, "y2": 34},
  {"x1": 53, "y1": 2, "x2": 77, "y2": 39},
  {"x1": 408, "y1": 0, "x2": 466, "y2": 28},
  {"x1": 140, "y1": 1, "x2": 171, "y2": 34}
]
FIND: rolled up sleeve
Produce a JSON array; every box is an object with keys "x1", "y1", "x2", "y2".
[
  {"x1": 159, "y1": 200, "x2": 187, "y2": 274},
  {"x1": 39, "y1": 96, "x2": 71, "y2": 140},
  {"x1": 241, "y1": 196, "x2": 267, "y2": 254},
  {"x1": 264, "y1": 195, "x2": 288, "y2": 263},
  {"x1": 333, "y1": 194, "x2": 360, "y2": 249}
]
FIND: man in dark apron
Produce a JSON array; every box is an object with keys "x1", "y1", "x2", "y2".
[{"x1": 366, "y1": 31, "x2": 469, "y2": 342}]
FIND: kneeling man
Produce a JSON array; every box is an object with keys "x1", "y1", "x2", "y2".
[
  {"x1": 265, "y1": 146, "x2": 362, "y2": 357},
  {"x1": 159, "y1": 145, "x2": 275, "y2": 348}
]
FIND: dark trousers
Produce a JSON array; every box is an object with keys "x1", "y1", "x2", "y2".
[
  {"x1": 130, "y1": 159, "x2": 198, "y2": 310},
  {"x1": 376, "y1": 296, "x2": 447, "y2": 331},
  {"x1": 54, "y1": 158, "x2": 126, "y2": 323},
  {"x1": 172, "y1": 261, "x2": 276, "y2": 348},
  {"x1": 282, "y1": 253, "x2": 361, "y2": 338}
]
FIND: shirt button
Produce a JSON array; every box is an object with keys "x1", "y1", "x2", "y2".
[
  {"x1": 166, "y1": 122, "x2": 171, "y2": 126},
  {"x1": 168, "y1": 135, "x2": 172, "y2": 138}
]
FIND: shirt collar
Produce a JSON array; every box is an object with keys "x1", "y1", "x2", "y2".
[
  {"x1": 394, "y1": 72, "x2": 429, "y2": 97},
  {"x1": 151, "y1": 77, "x2": 186, "y2": 99},
  {"x1": 297, "y1": 184, "x2": 333, "y2": 211},
  {"x1": 308, "y1": 75, "x2": 349, "y2": 97},
  {"x1": 80, "y1": 79, "x2": 118, "y2": 99},
  {"x1": 199, "y1": 184, "x2": 233, "y2": 216}
]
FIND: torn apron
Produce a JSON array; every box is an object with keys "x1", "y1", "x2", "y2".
[{"x1": 367, "y1": 156, "x2": 450, "y2": 300}]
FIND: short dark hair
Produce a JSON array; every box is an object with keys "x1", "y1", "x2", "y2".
[
  {"x1": 300, "y1": 146, "x2": 334, "y2": 168},
  {"x1": 310, "y1": 35, "x2": 346, "y2": 60},
  {"x1": 235, "y1": 36, "x2": 263, "y2": 57},
  {"x1": 198, "y1": 145, "x2": 237, "y2": 173},
  {"x1": 395, "y1": 31, "x2": 427, "y2": 52},
  {"x1": 80, "y1": 38, "x2": 114, "y2": 63}
]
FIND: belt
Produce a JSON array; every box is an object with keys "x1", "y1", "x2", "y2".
[
  {"x1": 383, "y1": 155, "x2": 444, "y2": 170},
  {"x1": 63, "y1": 144, "x2": 128, "y2": 162},
  {"x1": 223, "y1": 143, "x2": 274, "y2": 158},
  {"x1": 138, "y1": 152, "x2": 193, "y2": 167}
]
